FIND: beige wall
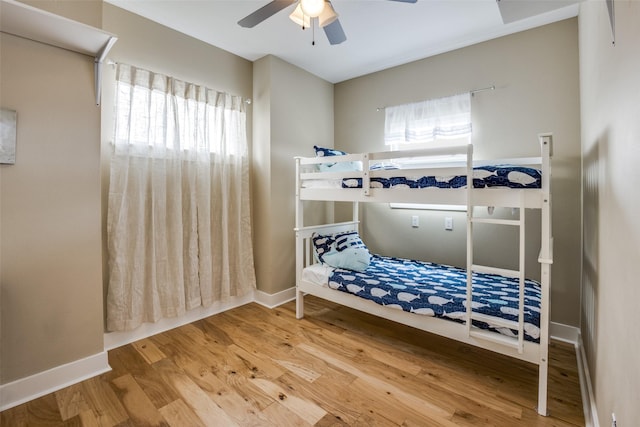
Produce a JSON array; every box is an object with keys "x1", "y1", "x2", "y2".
[
  {"x1": 334, "y1": 19, "x2": 582, "y2": 327},
  {"x1": 253, "y1": 55, "x2": 334, "y2": 295},
  {"x1": 19, "y1": 0, "x2": 102, "y2": 28},
  {"x1": 101, "y1": 3, "x2": 251, "y2": 97},
  {"x1": 100, "y1": 3, "x2": 254, "y2": 316},
  {"x1": 0, "y1": 32, "x2": 103, "y2": 383},
  {"x1": 579, "y1": 1, "x2": 640, "y2": 425}
]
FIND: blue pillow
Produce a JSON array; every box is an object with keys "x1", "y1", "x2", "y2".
[
  {"x1": 313, "y1": 145, "x2": 360, "y2": 172},
  {"x1": 312, "y1": 231, "x2": 371, "y2": 272},
  {"x1": 314, "y1": 145, "x2": 348, "y2": 157}
]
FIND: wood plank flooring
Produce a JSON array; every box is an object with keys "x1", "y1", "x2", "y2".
[{"x1": 1, "y1": 297, "x2": 584, "y2": 426}]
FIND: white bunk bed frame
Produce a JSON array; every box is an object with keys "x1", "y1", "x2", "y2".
[{"x1": 294, "y1": 133, "x2": 553, "y2": 416}]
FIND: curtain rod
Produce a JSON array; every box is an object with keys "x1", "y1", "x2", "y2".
[{"x1": 376, "y1": 85, "x2": 495, "y2": 112}]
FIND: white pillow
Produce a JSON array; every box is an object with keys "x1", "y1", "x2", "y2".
[{"x1": 320, "y1": 161, "x2": 361, "y2": 173}]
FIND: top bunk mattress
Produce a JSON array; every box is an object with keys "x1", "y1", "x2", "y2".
[
  {"x1": 304, "y1": 165, "x2": 542, "y2": 190},
  {"x1": 296, "y1": 142, "x2": 551, "y2": 190}
]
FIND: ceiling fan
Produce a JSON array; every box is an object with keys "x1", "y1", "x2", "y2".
[{"x1": 238, "y1": 0, "x2": 418, "y2": 45}]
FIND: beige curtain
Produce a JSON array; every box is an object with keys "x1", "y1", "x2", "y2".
[{"x1": 106, "y1": 64, "x2": 256, "y2": 331}]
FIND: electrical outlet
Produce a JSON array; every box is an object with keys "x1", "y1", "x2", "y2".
[
  {"x1": 411, "y1": 215, "x2": 419, "y2": 228},
  {"x1": 444, "y1": 217, "x2": 453, "y2": 230}
]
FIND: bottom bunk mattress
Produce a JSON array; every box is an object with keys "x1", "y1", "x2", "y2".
[{"x1": 302, "y1": 254, "x2": 542, "y2": 343}]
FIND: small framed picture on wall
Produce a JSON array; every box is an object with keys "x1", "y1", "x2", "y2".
[{"x1": 1, "y1": 108, "x2": 17, "y2": 164}]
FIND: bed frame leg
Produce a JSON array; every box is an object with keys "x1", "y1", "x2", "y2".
[
  {"x1": 296, "y1": 288, "x2": 304, "y2": 319},
  {"x1": 537, "y1": 356, "x2": 549, "y2": 416}
]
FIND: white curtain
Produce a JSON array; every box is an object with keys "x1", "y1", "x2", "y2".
[
  {"x1": 106, "y1": 64, "x2": 256, "y2": 331},
  {"x1": 384, "y1": 93, "x2": 472, "y2": 145}
]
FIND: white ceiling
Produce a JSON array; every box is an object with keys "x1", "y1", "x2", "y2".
[{"x1": 105, "y1": 0, "x2": 580, "y2": 84}]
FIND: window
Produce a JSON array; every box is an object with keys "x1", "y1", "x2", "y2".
[
  {"x1": 114, "y1": 66, "x2": 246, "y2": 157},
  {"x1": 384, "y1": 92, "x2": 472, "y2": 211},
  {"x1": 384, "y1": 92, "x2": 472, "y2": 150}
]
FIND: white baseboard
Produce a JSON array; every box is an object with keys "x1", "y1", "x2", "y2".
[
  {"x1": 0, "y1": 351, "x2": 111, "y2": 412},
  {"x1": 548, "y1": 322, "x2": 599, "y2": 426},
  {"x1": 104, "y1": 292, "x2": 255, "y2": 350},
  {"x1": 550, "y1": 321, "x2": 580, "y2": 344},
  {"x1": 576, "y1": 333, "x2": 600, "y2": 427},
  {"x1": 254, "y1": 286, "x2": 296, "y2": 308}
]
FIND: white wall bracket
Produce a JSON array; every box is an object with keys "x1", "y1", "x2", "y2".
[{"x1": 0, "y1": 0, "x2": 118, "y2": 106}]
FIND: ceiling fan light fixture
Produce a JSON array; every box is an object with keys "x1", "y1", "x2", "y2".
[
  {"x1": 318, "y1": 1, "x2": 338, "y2": 27},
  {"x1": 289, "y1": 4, "x2": 311, "y2": 27},
  {"x1": 300, "y1": 0, "x2": 325, "y2": 17}
]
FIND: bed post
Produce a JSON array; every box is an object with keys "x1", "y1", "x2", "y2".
[
  {"x1": 537, "y1": 133, "x2": 553, "y2": 415},
  {"x1": 465, "y1": 142, "x2": 474, "y2": 336},
  {"x1": 295, "y1": 157, "x2": 305, "y2": 319},
  {"x1": 353, "y1": 201, "x2": 359, "y2": 232},
  {"x1": 295, "y1": 232, "x2": 305, "y2": 319}
]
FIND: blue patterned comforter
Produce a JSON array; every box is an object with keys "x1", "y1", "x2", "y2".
[
  {"x1": 341, "y1": 165, "x2": 541, "y2": 189},
  {"x1": 327, "y1": 254, "x2": 541, "y2": 342}
]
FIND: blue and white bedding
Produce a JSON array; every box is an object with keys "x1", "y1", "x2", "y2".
[
  {"x1": 341, "y1": 165, "x2": 541, "y2": 189},
  {"x1": 310, "y1": 145, "x2": 541, "y2": 190},
  {"x1": 317, "y1": 254, "x2": 541, "y2": 342}
]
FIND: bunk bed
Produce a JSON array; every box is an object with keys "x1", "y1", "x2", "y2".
[{"x1": 294, "y1": 133, "x2": 553, "y2": 416}]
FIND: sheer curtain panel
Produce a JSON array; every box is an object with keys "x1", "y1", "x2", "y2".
[
  {"x1": 384, "y1": 93, "x2": 472, "y2": 146},
  {"x1": 107, "y1": 64, "x2": 256, "y2": 331}
]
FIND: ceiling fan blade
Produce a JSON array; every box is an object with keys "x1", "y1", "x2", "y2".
[
  {"x1": 387, "y1": 0, "x2": 418, "y2": 3},
  {"x1": 323, "y1": 19, "x2": 346, "y2": 45},
  {"x1": 238, "y1": 0, "x2": 297, "y2": 28}
]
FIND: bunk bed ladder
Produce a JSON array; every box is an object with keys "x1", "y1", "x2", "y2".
[{"x1": 466, "y1": 190, "x2": 527, "y2": 353}]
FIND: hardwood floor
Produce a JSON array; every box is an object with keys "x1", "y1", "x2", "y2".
[{"x1": 1, "y1": 297, "x2": 584, "y2": 426}]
